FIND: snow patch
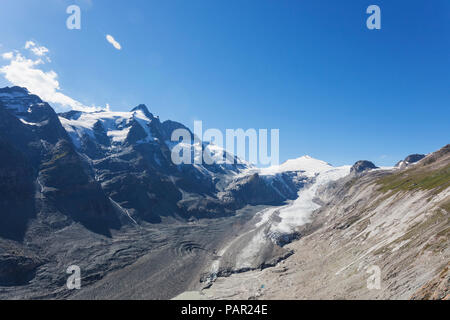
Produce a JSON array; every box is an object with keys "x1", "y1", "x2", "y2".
[
  {"x1": 260, "y1": 156, "x2": 333, "y2": 177},
  {"x1": 59, "y1": 109, "x2": 154, "y2": 147}
]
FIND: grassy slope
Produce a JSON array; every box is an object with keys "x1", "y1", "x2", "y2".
[
  {"x1": 377, "y1": 163, "x2": 450, "y2": 194},
  {"x1": 376, "y1": 145, "x2": 450, "y2": 212}
]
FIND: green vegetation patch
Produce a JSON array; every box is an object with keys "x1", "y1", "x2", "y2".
[
  {"x1": 377, "y1": 164, "x2": 450, "y2": 194},
  {"x1": 41, "y1": 151, "x2": 70, "y2": 167},
  {"x1": 439, "y1": 200, "x2": 450, "y2": 213}
]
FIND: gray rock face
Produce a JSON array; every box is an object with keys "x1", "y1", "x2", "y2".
[
  {"x1": 219, "y1": 173, "x2": 299, "y2": 208},
  {"x1": 0, "y1": 138, "x2": 35, "y2": 241},
  {"x1": 0, "y1": 87, "x2": 122, "y2": 240},
  {"x1": 0, "y1": 246, "x2": 43, "y2": 286},
  {"x1": 405, "y1": 154, "x2": 426, "y2": 163},
  {"x1": 350, "y1": 160, "x2": 378, "y2": 174},
  {"x1": 396, "y1": 154, "x2": 426, "y2": 168}
]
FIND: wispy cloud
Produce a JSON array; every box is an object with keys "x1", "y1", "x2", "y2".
[
  {"x1": 25, "y1": 41, "x2": 49, "y2": 57},
  {"x1": 0, "y1": 41, "x2": 103, "y2": 112},
  {"x1": 106, "y1": 34, "x2": 122, "y2": 50},
  {"x1": 2, "y1": 52, "x2": 14, "y2": 60}
]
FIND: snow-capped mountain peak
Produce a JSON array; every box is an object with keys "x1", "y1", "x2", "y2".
[
  {"x1": 0, "y1": 86, "x2": 44, "y2": 113},
  {"x1": 259, "y1": 155, "x2": 333, "y2": 177},
  {"x1": 131, "y1": 104, "x2": 155, "y2": 120},
  {"x1": 58, "y1": 107, "x2": 155, "y2": 148}
]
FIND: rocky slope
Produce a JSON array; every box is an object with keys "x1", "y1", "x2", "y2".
[
  {"x1": 0, "y1": 86, "x2": 121, "y2": 240},
  {"x1": 202, "y1": 145, "x2": 449, "y2": 300}
]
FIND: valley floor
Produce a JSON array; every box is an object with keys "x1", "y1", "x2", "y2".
[{"x1": 0, "y1": 205, "x2": 274, "y2": 300}]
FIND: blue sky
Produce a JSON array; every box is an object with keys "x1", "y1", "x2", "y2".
[{"x1": 0, "y1": 0, "x2": 449, "y2": 166}]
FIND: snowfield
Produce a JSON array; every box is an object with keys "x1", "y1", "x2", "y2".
[
  {"x1": 259, "y1": 155, "x2": 334, "y2": 177},
  {"x1": 59, "y1": 109, "x2": 154, "y2": 148}
]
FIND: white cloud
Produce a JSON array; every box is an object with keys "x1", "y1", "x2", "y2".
[
  {"x1": 106, "y1": 34, "x2": 122, "y2": 50},
  {"x1": 2, "y1": 52, "x2": 14, "y2": 60},
  {"x1": 24, "y1": 41, "x2": 36, "y2": 49},
  {"x1": 25, "y1": 40, "x2": 36, "y2": 49},
  {"x1": 25, "y1": 41, "x2": 49, "y2": 57},
  {"x1": 31, "y1": 46, "x2": 49, "y2": 57},
  {"x1": 0, "y1": 41, "x2": 104, "y2": 112}
]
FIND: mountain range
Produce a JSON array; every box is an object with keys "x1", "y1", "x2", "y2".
[
  {"x1": 0, "y1": 86, "x2": 300, "y2": 240},
  {"x1": 0, "y1": 86, "x2": 448, "y2": 300}
]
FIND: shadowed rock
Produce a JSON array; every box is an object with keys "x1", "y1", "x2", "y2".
[
  {"x1": 350, "y1": 160, "x2": 378, "y2": 174},
  {"x1": 396, "y1": 154, "x2": 426, "y2": 168}
]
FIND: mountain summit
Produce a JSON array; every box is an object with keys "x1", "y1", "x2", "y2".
[{"x1": 131, "y1": 104, "x2": 155, "y2": 120}]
